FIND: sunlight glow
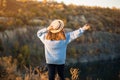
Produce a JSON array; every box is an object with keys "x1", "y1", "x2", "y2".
[{"x1": 38, "y1": 0, "x2": 120, "y2": 8}]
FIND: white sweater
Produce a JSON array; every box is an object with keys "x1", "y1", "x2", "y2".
[{"x1": 37, "y1": 28, "x2": 84, "y2": 64}]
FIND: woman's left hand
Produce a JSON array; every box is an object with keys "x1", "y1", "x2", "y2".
[{"x1": 82, "y1": 24, "x2": 90, "y2": 31}]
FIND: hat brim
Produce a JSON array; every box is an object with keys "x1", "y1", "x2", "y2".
[{"x1": 49, "y1": 26, "x2": 63, "y2": 33}]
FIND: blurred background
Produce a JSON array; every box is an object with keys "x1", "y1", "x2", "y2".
[{"x1": 0, "y1": 0, "x2": 120, "y2": 80}]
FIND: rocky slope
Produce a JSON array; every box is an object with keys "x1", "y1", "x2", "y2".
[
  {"x1": 0, "y1": 27, "x2": 119, "y2": 65},
  {"x1": 0, "y1": 1, "x2": 120, "y2": 66}
]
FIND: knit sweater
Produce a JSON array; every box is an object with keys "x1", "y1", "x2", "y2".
[{"x1": 37, "y1": 28, "x2": 84, "y2": 64}]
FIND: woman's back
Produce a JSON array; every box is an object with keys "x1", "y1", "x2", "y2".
[{"x1": 37, "y1": 27, "x2": 84, "y2": 64}]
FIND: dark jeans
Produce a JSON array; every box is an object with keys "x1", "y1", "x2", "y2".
[{"x1": 47, "y1": 64, "x2": 65, "y2": 80}]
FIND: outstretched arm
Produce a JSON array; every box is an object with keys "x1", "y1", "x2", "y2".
[
  {"x1": 81, "y1": 24, "x2": 90, "y2": 31},
  {"x1": 66, "y1": 24, "x2": 90, "y2": 44}
]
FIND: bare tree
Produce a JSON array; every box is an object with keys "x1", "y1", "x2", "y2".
[
  {"x1": 0, "y1": 0, "x2": 3, "y2": 7},
  {"x1": 0, "y1": 0, "x2": 6, "y2": 7},
  {"x1": 42, "y1": 0, "x2": 55, "y2": 3}
]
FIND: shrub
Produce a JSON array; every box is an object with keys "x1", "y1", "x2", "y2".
[
  {"x1": 17, "y1": 45, "x2": 30, "y2": 69},
  {"x1": 0, "y1": 56, "x2": 21, "y2": 80}
]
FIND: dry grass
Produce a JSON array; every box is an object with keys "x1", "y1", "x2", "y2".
[
  {"x1": 0, "y1": 56, "x2": 80, "y2": 80},
  {"x1": 0, "y1": 56, "x2": 22, "y2": 80},
  {"x1": 70, "y1": 68, "x2": 80, "y2": 80}
]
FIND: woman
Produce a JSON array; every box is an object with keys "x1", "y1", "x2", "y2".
[{"x1": 37, "y1": 19, "x2": 90, "y2": 80}]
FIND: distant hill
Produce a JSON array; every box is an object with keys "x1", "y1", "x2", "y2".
[
  {"x1": 0, "y1": 0, "x2": 25, "y2": 12},
  {"x1": 0, "y1": 1, "x2": 120, "y2": 34}
]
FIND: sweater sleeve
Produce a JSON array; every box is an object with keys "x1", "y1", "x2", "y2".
[
  {"x1": 65, "y1": 28, "x2": 84, "y2": 44},
  {"x1": 37, "y1": 28, "x2": 47, "y2": 43}
]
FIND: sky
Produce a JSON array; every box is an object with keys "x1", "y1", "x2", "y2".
[{"x1": 38, "y1": 0, "x2": 120, "y2": 8}]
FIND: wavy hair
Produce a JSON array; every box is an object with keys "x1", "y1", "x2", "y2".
[{"x1": 46, "y1": 30, "x2": 66, "y2": 40}]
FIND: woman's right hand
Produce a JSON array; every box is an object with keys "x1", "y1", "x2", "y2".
[
  {"x1": 82, "y1": 24, "x2": 90, "y2": 31},
  {"x1": 47, "y1": 26, "x2": 53, "y2": 31}
]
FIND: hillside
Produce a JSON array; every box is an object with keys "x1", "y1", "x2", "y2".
[
  {"x1": 0, "y1": 1, "x2": 120, "y2": 80},
  {"x1": 0, "y1": 1, "x2": 120, "y2": 33},
  {"x1": 0, "y1": 0, "x2": 120, "y2": 66}
]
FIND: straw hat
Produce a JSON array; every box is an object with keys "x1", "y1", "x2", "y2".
[{"x1": 48, "y1": 19, "x2": 64, "y2": 33}]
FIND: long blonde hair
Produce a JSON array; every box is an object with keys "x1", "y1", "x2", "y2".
[{"x1": 46, "y1": 30, "x2": 66, "y2": 40}]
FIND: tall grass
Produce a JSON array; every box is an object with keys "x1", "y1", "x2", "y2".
[{"x1": 0, "y1": 56, "x2": 80, "y2": 80}]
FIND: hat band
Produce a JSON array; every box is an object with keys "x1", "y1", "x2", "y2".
[{"x1": 55, "y1": 21, "x2": 61, "y2": 30}]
